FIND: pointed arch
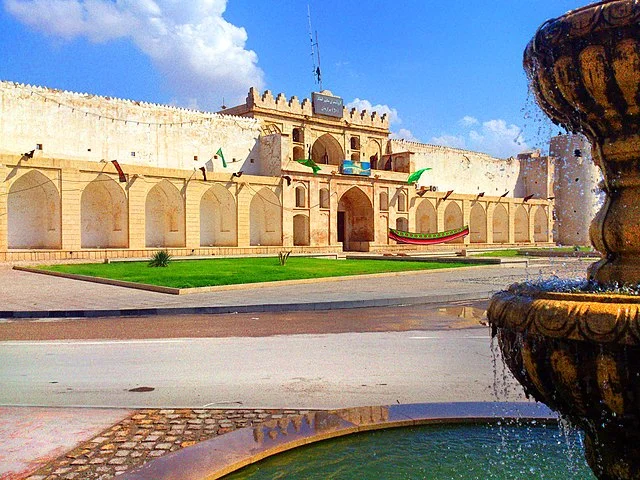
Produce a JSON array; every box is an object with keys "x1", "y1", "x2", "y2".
[
  {"x1": 534, "y1": 206, "x2": 549, "y2": 242},
  {"x1": 470, "y1": 203, "x2": 487, "y2": 244},
  {"x1": 415, "y1": 199, "x2": 437, "y2": 233},
  {"x1": 81, "y1": 174, "x2": 128, "y2": 248},
  {"x1": 250, "y1": 188, "x2": 282, "y2": 246},
  {"x1": 337, "y1": 187, "x2": 374, "y2": 251},
  {"x1": 200, "y1": 184, "x2": 237, "y2": 247},
  {"x1": 8, "y1": 170, "x2": 61, "y2": 249},
  {"x1": 444, "y1": 201, "x2": 464, "y2": 244},
  {"x1": 492, "y1": 203, "x2": 509, "y2": 244},
  {"x1": 312, "y1": 133, "x2": 344, "y2": 166},
  {"x1": 145, "y1": 180, "x2": 185, "y2": 248},
  {"x1": 514, "y1": 205, "x2": 529, "y2": 243}
]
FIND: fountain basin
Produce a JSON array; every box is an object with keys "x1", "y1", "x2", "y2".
[
  {"x1": 489, "y1": 285, "x2": 640, "y2": 479},
  {"x1": 120, "y1": 403, "x2": 561, "y2": 480}
]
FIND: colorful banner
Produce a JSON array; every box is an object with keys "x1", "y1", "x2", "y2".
[{"x1": 341, "y1": 160, "x2": 371, "y2": 176}]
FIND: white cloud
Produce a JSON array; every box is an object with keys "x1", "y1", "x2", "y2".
[
  {"x1": 459, "y1": 115, "x2": 478, "y2": 127},
  {"x1": 5, "y1": 0, "x2": 265, "y2": 108},
  {"x1": 431, "y1": 134, "x2": 466, "y2": 150},
  {"x1": 346, "y1": 98, "x2": 400, "y2": 124},
  {"x1": 390, "y1": 128, "x2": 420, "y2": 142},
  {"x1": 431, "y1": 118, "x2": 528, "y2": 158}
]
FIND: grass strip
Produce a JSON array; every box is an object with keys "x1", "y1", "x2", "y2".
[{"x1": 40, "y1": 257, "x2": 476, "y2": 289}]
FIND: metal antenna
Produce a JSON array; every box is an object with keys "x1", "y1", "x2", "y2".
[{"x1": 307, "y1": 4, "x2": 323, "y2": 91}]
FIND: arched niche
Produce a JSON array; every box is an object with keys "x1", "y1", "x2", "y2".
[
  {"x1": 534, "y1": 206, "x2": 549, "y2": 242},
  {"x1": 145, "y1": 180, "x2": 185, "y2": 248},
  {"x1": 415, "y1": 199, "x2": 436, "y2": 233},
  {"x1": 250, "y1": 188, "x2": 282, "y2": 246},
  {"x1": 319, "y1": 188, "x2": 330, "y2": 209},
  {"x1": 295, "y1": 185, "x2": 307, "y2": 208},
  {"x1": 200, "y1": 184, "x2": 237, "y2": 247},
  {"x1": 293, "y1": 214, "x2": 310, "y2": 246},
  {"x1": 396, "y1": 217, "x2": 409, "y2": 231},
  {"x1": 365, "y1": 139, "x2": 382, "y2": 169},
  {"x1": 8, "y1": 170, "x2": 61, "y2": 249},
  {"x1": 293, "y1": 145, "x2": 305, "y2": 161},
  {"x1": 470, "y1": 203, "x2": 487, "y2": 243},
  {"x1": 337, "y1": 187, "x2": 374, "y2": 251},
  {"x1": 444, "y1": 201, "x2": 464, "y2": 244},
  {"x1": 81, "y1": 174, "x2": 128, "y2": 248},
  {"x1": 492, "y1": 203, "x2": 509, "y2": 244},
  {"x1": 312, "y1": 133, "x2": 344, "y2": 166},
  {"x1": 514, "y1": 205, "x2": 529, "y2": 243}
]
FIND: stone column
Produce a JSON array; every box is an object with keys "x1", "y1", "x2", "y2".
[
  {"x1": 127, "y1": 176, "x2": 147, "y2": 250},
  {"x1": 61, "y1": 168, "x2": 81, "y2": 251},
  {"x1": 0, "y1": 163, "x2": 7, "y2": 256},
  {"x1": 236, "y1": 182, "x2": 251, "y2": 247},
  {"x1": 184, "y1": 181, "x2": 201, "y2": 249},
  {"x1": 463, "y1": 199, "x2": 471, "y2": 246}
]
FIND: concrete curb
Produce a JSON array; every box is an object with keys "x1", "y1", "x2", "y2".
[{"x1": 0, "y1": 291, "x2": 494, "y2": 319}]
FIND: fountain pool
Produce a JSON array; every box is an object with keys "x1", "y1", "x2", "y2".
[{"x1": 225, "y1": 423, "x2": 593, "y2": 479}]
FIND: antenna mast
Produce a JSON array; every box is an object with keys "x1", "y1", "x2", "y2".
[{"x1": 307, "y1": 4, "x2": 323, "y2": 91}]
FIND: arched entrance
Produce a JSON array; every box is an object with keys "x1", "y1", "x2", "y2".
[
  {"x1": 415, "y1": 199, "x2": 437, "y2": 233},
  {"x1": 81, "y1": 174, "x2": 128, "y2": 248},
  {"x1": 534, "y1": 206, "x2": 549, "y2": 242},
  {"x1": 312, "y1": 134, "x2": 344, "y2": 166},
  {"x1": 293, "y1": 214, "x2": 310, "y2": 246},
  {"x1": 444, "y1": 201, "x2": 464, "y2": 244},
  {"x1": 470, "y1": 203, "x2": 487, "y2": 243},
  {"x1": 250, "y1": 188, "x2": 282, "y2": 246},
  {"x1": 8, "y1": 170, "x2": 61, "y2": 249},
  {"x1": 200, "y1": 184, "x2": 237, "y2": 247},
  {"x1": 145, "y1": 180, "x2": 185, "y2": 248},
  {"x1": 492, "y1": 203, "x2": 509, "y2": 244},
  {"x1": 337, "y1": 187, "x2": 374, "y2": 251},
  {"x1": 514, "y1": 205, "x2": 529, "y2": 243}
]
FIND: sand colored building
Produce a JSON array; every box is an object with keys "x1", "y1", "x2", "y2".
[{"x1": 0, "y1": 81, "x2": 555, "y2": 262}]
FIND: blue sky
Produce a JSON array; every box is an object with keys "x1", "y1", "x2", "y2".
[{"x1": 1, "y1": 0, "x2": 588, "y2": 158}]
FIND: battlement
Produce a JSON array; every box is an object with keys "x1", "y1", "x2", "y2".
[
  {"x1": 389, "y1": 138, "x2": 507, "y2": 162},
  {"x1": 0, "y1": 80, "x2": 259, "y2": 127},
  {"x1": 245, "y1": 87, "x2": 390, "y2": 130}
]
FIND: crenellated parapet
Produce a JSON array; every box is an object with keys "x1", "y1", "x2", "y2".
[{"x1": 244, "y1": 87, "x2": 389, "y2": 130}]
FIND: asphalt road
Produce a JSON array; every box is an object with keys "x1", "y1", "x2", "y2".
[{"x1": 0, "y1": 325, "x2": 526, "y2": 409}]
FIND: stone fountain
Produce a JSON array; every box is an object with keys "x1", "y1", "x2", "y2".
[{"x1": 488, "y1": 1, "x2": 640, "y2": 479}]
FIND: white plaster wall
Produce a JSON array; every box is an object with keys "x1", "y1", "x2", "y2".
[
  {"x1": 389, "y1": 140, "x2": 522, "y2": 196},
  {"x1": 550, "y1": 134, "x2": 602, "y2": 246},
  {"x1": 0, "y1": 82, "x2": 261, "y2": 174}
]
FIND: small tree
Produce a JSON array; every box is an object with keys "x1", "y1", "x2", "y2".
[
  {"x1": 278, "y1": 251, "x2": 292, "y2": 266},
  {"x1": 149, "y1": 249, "x2": 172, "y2": 267}
]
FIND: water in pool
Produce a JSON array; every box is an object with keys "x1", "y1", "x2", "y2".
[{"x1": 224, "y1": 423, "x2": 594, "y2": 479}]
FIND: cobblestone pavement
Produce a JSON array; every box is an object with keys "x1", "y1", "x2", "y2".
[{"x1": 26, "y1": 408, "x2": 310, "y2": 480}]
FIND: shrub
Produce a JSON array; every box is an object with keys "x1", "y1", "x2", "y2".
[
  {"x1": 149, "y1": 249, "x2": 172, "y2": 267},
  {"x1": 278, "y1": 251, "x2": 292, "y2": 266}
]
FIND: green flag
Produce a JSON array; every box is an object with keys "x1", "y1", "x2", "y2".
[
  {"x1": 216, "y1": 148, "x2": 227, "y2": 168},
  {"x1": 407, "y1": 168, "x2": 432, "y2": 185},
  {"x1": 296, "y1": 158, "x2": 321, "y2": 174}
]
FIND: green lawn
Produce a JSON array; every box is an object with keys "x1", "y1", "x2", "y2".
[
  {"x1": 477, "y1": 246, "x2": 594, "y2": 258},
  {"x1": 476, "y1": 250, "x2": 521, "y2": 258},
  {"x1": 39, "y1": 257, "x2": 476, "y2": 289}
]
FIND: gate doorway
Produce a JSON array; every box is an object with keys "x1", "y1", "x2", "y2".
[{"x1": 337, "y1": 187, "x2": 373, "y2": 251}]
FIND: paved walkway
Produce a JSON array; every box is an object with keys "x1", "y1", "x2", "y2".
[{"x1": 0, "y1": 257, "x2": 590, "y2": 317}]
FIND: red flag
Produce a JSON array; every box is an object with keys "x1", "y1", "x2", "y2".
[
  {"x1": 500, "y1": 190, "x2": 509, "y2": 198},
  {"x1": 199, "y1": 166, "x2": 207, "y2": 181},
  {"x1": 476, "y1": 192, "x2": 485, "y2": 199},
  {"x1": 111, "y1": 160, "x2": 127, "y2": 183},
  {"x1": 443, "y1": 190, "x2": 454, "y2": 201},
  {"x1": 524, "y1": 194, "x2": 535, "y2": 202}
]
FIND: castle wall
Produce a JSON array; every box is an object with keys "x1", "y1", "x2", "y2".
[
  {"x1": 0, "y1": 81, "x2": 261, "y2": 174},
  {"x1": 389, "y1": 140, "x2": 523, "y2": 196},
  {"x1": 550, "y1": 134, "x2": 603, "y2": 246}
]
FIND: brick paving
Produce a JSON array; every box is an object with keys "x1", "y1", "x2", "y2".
[{"x1": 26, "y1": 408, "x2": 309, "y2": 479}]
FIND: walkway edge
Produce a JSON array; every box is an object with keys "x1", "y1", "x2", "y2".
[{"x1": 0, "y1": 291, "x2": 493, "y2": 319}]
